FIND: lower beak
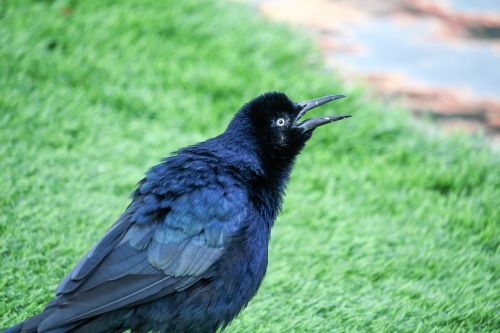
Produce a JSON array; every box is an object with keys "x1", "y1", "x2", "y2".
[{"x1": 293, "y1": 95, "x2": 351, "y2": 132}]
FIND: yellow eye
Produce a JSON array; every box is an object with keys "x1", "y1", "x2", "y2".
[{"x1": 276, "y1": 118, "x2": 286, "y2": 126}]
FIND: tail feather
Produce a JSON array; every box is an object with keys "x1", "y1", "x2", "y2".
[
  {"x1": 2, "y1": 301, "x2": 57, "y2": 333},
  {"x1": 2, "y1": 323, "x2": 23, "y2": 333},
  {"x1": 2, "y1": 308, "x2": 135, "y2": 333}
]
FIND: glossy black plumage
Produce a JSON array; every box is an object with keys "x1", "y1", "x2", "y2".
[{"x1": 3, "y1": 92, "x2": 349, "y2": 333}]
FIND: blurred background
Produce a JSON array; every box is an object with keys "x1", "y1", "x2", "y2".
[
  {"x1": 256, "y1": 0, "x2": 500, "y2": 145},
  {"x1": 1, "y1": 0, "x2": 499, "y2": 332}
]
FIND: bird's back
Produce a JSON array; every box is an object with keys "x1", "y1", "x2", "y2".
[{"x1": 7, "y1": 143, "x2": 271, "y2": 333}]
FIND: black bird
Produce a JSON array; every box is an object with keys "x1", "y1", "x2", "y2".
[{"x1": 3, "y1": 92, "x2": 350, "y2": 333}]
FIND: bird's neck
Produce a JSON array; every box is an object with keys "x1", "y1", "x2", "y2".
[
  {"x1": 216, "y1": 131, "x2": 297, "y2": 226},
  {"x1": 251, "y1": 158, "x2": 294, "y2": 226},
  {"x1": 186, "y1": 127, "x2": 298, "y2": 227}
]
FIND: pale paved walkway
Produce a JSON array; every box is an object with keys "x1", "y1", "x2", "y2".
[{"x1": 256, "y1": 0, "x2": 500, "y2": 143}]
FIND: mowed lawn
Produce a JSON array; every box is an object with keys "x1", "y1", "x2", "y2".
[{"x1": 1, "y1": 0, "x2": 498, "y2": 332}]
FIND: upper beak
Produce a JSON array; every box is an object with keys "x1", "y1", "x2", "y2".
[{"x1": 293, "y1": 94, "x2": 351, "y2": 132}]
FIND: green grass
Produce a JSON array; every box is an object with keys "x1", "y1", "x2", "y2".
[{"x1": 1, "y1": 0, "x2": 499, "y2": 331}]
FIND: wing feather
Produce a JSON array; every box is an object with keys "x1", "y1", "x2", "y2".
[{"x1": 41, "y1": 184, "x2": 248, "y2": 331}]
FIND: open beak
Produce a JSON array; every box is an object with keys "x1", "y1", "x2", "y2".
[{"x1": 293, "y1": 95, "x2": 351, "y2": 132}]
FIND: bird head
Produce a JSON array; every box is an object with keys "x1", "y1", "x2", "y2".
[{"x1": 227, "y1": 92, "x2": 350, "y2": 160}]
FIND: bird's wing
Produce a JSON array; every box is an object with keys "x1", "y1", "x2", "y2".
[{"x1": 39, "y1": 185, "x2": 248, "y2": 331}]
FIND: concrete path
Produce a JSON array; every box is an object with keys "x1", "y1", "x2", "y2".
[{"x1": 256, "y1": 0, "x2": 500, "y2": 143}]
